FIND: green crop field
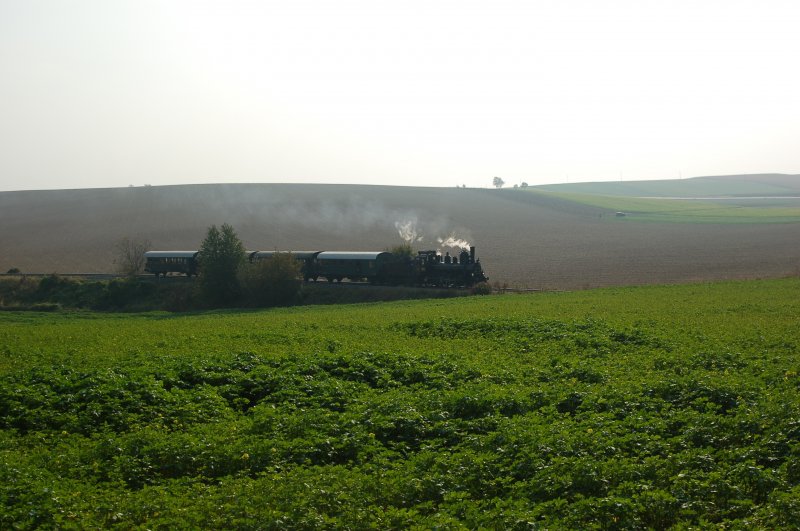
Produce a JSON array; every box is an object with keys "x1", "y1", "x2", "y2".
[
  {"x1": 534, "y1": 191, "x2": 800, "y2": 224},
  {"x1": 535, "y1": 175, "x2": 800, "y2": 198},
  {"x1": 527, "y1": 175, "x2": 800, "y2": 224},
  {"x1": 2, "y1": 279, "x2": 800, "y2": 528}
]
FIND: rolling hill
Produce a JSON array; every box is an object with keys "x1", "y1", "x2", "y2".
[{"x1": 1, "y1": 175, "x2": 799, "y2": 289}]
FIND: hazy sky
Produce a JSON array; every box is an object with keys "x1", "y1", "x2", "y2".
[{"x1": 1, "y1": 0, "x2": 799, "y2": 191}]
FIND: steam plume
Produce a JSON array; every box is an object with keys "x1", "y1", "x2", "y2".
[
  {"x1": 437, "y1": 234, "x2": 472, "y2": 250},
  {"x1": 395, "y1": 219, "x2": 424, "y2": 243}
]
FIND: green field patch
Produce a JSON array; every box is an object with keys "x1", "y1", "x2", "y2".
[
  {"x1": 536, "y1": 191, "x2": 800, "y2": 223},
  {"x1": 535, "y1": 175, "x2": 800, "y2": 198}
]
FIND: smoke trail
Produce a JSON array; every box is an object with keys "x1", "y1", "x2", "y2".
[
  {"x1": 395, "y1": 218, "x2": 424, "y2": 243},
  {"x1": 437, "y1": 234, "x2": 472, "y2": 250},
  {"x1": 395, "y1": 217, "x2": 473, "y2": 252}
]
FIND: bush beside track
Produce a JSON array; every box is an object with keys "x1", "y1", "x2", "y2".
[{"x1": 0, "y1": 274, "x2": 482, "y2": 312}]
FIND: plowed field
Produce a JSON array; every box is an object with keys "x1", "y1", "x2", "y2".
[{"x1": 1, "y1": 180, "x2": 799, "y2": 289}]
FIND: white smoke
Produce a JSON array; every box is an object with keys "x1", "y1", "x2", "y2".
[
  {"x1": 437, "y1": 234, "x2": 472, "y2": 251},
  {"x1": 394, "y1": 212, "x2": 472, "y2": 254},
  {"x1": 395, "y1": 218, "x2": 424, "y2": 243}
]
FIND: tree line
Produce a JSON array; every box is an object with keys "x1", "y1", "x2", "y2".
[{"x1": 114, "y1": 224, "x2": 301, "y2": 308}]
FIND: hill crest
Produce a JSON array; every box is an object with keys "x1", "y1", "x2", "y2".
[{"x1": 2, "y1": 179, "x2": 799, "y2": 289}]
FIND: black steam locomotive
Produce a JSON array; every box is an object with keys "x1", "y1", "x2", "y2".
[{"x1": 144, "y1": 246, "x2": 488, "y2": 287}]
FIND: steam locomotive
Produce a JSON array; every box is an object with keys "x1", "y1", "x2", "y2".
[{"x1": 144, "y1": 246, "x2": 488, "y2": 287}]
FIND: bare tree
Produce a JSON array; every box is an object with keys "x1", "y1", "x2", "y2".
[{"x1": 114, "y1": 236, "x2": 151, "y2": 277}]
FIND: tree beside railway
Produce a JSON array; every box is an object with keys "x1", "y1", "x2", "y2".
[
  {"x1": 389, "y1": 242, "x2": 413, "y2": 259},
  {"x1": 113, "y1": 236, "x2": 151, "y2": 277},
  {"x1": 197, "y1": 224, "x2": 246, "y2": 306},
  {"x1": 239, "y1": 252, "x2": 302, "y2": 307}
]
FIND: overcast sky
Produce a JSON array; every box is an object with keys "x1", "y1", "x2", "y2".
[{"x1": 1, "y1": 0, "x2": 799, "y2": 191}]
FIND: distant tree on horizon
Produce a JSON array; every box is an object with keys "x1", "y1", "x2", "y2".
[{"x1": 492, "y1": 176, "x2": 505, "y2": 189}]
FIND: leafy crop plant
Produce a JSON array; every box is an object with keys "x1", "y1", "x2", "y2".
[{"x1": 1, "y1": 278, "x2": 799, "y2": 528}]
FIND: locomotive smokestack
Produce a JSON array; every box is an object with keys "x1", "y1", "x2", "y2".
[{"x1": 470, "y1": 246, "x2": 476, "y2": 264}]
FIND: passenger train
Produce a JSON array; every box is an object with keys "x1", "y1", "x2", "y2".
[{"x1": 144, "y1": 246, "x2": 488, "y2": 288}]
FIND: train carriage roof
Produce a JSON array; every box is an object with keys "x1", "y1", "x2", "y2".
[
  {"x1": 252, "y1": 251, "x2": 321, "y2": 260},
  {"x1": 144, "y1": 251, "x2": 199, "y2": 258},
  {"x1": 316, "y1": 251, "x2": 391, "y2": 261}
]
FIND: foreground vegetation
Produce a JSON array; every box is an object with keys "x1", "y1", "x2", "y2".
[
  {"x1": 1, "y1": 278, "x2": 799, "y2": 528},
  {"x1": 0, "y1": 275, "x2": 472, "y2": 313}
]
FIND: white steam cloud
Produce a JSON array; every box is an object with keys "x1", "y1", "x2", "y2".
[
  {"x1": 437, "y1": 235, "x2": 472, "y2": 251},
  {"x1": 395, "y1": 216, "x2": 473, "y2": 251},
  {"x1": 394, "y1": 218, "x2": 424, "y2": 243}
]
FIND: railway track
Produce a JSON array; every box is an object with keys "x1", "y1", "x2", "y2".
[{"x1": 3, "y1": 273, "x2": 460, "y2": 286}]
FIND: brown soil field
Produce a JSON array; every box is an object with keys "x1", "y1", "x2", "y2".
[{"x1": 1, "y1": 182, "x2": 799, "y2": 290}]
